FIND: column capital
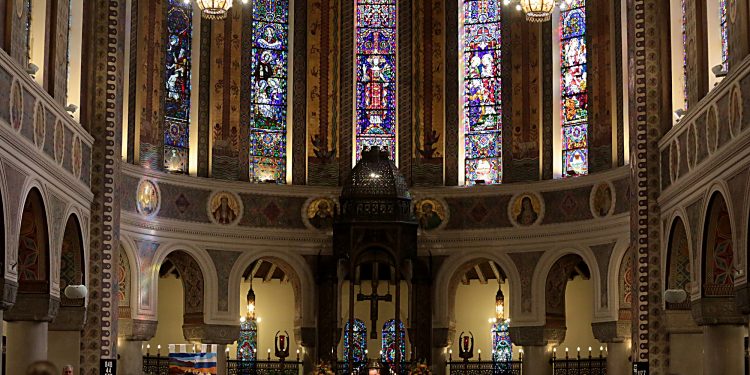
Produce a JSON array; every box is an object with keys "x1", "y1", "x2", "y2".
[
  {"x1": 432, "y1": 327, "x2": 455, "y2": 348},
  {"x1": 49, "y1": 305, "x2": 87, "y2": 331},
  {"x1": 733, "y1": 283, "x2": 750, "y2": 315},
  {"x1": 691, "y1": 297, "x2": 747, "y2": 326},
  {"x1": 591, "y1": 321, "x2": 631, "y2": 343},
  {"x1": 118, "y1": 318, "x2": 158, "y2": 341},
  {"x1": 295, "y1": 326, "x2": 317, "y2": 348},
  {"x1": 509, "y1": 326, "x2": 565, "y2": 347},
  {"x1": 183, "y1": 323, "x2": 240, "y2": 345},
  {"x1": 0, "y1": 279, "x2": 18, "y2": 310},
  {"x1": 5, "y1": 293, "x2": 59, "y2": 322}
]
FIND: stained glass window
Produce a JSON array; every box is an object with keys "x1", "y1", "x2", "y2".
[
  {"x1": 355, "y1": 0, "x2": 398, "y2": 161},
  {"x1": 163, "y1": 0, "x2": 192, "y2": 174},
  {"x1": 250, "y1": 0, "x2": 289, "y2": 183},
  {"x1": 463, "y1": 0, "x2": 503, "y2": 185},
  {"x1": 382, "y1": 319, "x2": 406, "y2": 366},
  {"x1": 237, "y1": 318, "x2": 258, "y2": 361},
  {"x1": 344, "y1": 319, "x2": 367, "y2": 371},
  {"x1": 720, "y1": 0, "x2": 729, "y2": 71},
  {"x1": 682, "y1": 0, "x2": 688, "y2": 110},
  {"x1": 491, "y1": 320, "x2": 512, "y2": 363},
  {"x1": 560, "y1": 0, "x2": 588, "y2": 177}
]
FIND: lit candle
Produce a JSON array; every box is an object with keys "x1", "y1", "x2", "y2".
[
  {"x1": 157, "y1": 345, "x2": 161, "y2": 357},
  {"x1": 588, "y1": 347, "x2": 592, "y2": 358}
]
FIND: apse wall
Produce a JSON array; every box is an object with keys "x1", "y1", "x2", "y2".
[{"x1": 118, "y1": 161, "x2": 631, "y2": 343}]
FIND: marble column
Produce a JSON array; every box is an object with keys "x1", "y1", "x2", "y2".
[
  {"x1": 117, "y1": 338, "x2": 144, "y2": 375},
  {"x1": 702, "y1": 324, "x2": 745, "y2": 375},
  {"x1": 7, "y1": 321, "x2": 49, "y2": 374},
  {"x1": 606, "y1": 341, "x2": 630, "y2": 375},
  {"x1": 522, "y1": 345, "x2": 552, "y2": 375},
  {"x1": 216, "y1": 344, "x2": 227, "y2": 375},
  {"x1": 431, "y1": 346, "x2": 448, "y2": 375}
]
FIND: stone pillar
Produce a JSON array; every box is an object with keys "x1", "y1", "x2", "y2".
[
  {"x1": 522, "y1": 345, "x2": 552, "y2": 375},
  {"x1": 591, "y1": 321, "x2": 632, "y2": 375},
  {"x1": 7, "y1": 321, "x2": 49, "y2": 374},
  {"x1": 431, "y1": 327, "x2": 452, "y2": 375},
  {"x1": 117, "y1": 338, "x2": 144, "y2": 375},
  {"x1": 296, "y1": 326, "x2": 317, "y2": 375},
  {"x1": 606, "y1": 341, "x2": 630, "y2": 375},
  {"x1": 509, "y1": 326, "x2": 563, "y2": 375},
  {"x1": 117, "y1": 318, "x2": 158, "y2": 375},
  {"x1": 48, "y1": 331, "x2": 82, "y2": 371},
  {"x1": 216, "y1": 344, "x2": 227, "y2": 375},
  {"x1": 702, "y1": 325, "x2": 745, "y2": 375}
]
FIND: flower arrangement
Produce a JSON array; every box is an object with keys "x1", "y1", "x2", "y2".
[
  {"x1": 312, "y1": 361, "x2": 335, "y2": 375},
  {"x1": 409, "y1": 362, "x2": 432, "y2": 375}
]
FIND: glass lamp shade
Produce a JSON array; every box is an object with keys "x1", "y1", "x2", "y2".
[
  {"x1": 195, "y1": 0, "x2": 233, "y2": 19},
  {"x1": 519, "y1": 0, "x2": 557, "y2": 22}
]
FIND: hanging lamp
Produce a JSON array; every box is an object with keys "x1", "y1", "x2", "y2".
[{"x1": 195, "y1": 0, "x2": 233, "y2": 20}]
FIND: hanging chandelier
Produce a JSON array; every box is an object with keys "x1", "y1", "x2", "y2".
[
  {"x1": 518, "y1": 0, "x2": 558, "y2": 22},
  {"x1": 195, "y1": 0, "x2": 233, "y2": 20}
]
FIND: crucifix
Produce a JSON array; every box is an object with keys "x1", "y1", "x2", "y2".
[{"x1": 357, "y1": 263, "x2": 392, "y2": 339}]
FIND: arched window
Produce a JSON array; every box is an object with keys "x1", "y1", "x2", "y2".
[
  {"x1": 462, "y1": 0, "x2": 503, "y2": 185},
  {"x1": 163, "y1": 0, "x2": 193, "y2": 173},
  {"x1": 237, "y1": 318, "x2": 258, "y2": 361},
  {"x1": 355, "y1": 0, "x2": 398, "y2": 161},
  {"x1": 560, "y1": 0, "x2": 588, "y2": 177},
  {"x1": 491, "y1": 319, "x2": 512, "y2": 362},
  {"x1": 344, "y1": 319, "x2": 367, "y2": 369},
  {"x1": 381, "y1": 319, "x2": 405, "y2": 364},
  {"x1": 249, "y1": 0, "x2": 289, "y2": 183}
]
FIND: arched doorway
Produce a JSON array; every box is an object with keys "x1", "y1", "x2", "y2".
[
  {"x1": 229, "y1": 258, "x2": 300, "y2": 361},
  {"x1": 48, "y1": 214, "x2": 86, "y2": 370},
  {"x1": 6, "y1": 187, "x2": 52, "y2": 373},
  {"x1": 702, "y1": 193, "x2": 734, "y2": 297},
  {"x1": 544, "y1": 254, "x2": 601, "y2": 353},
  {"x1": 145, "y1": 250, "x2": 206, "y2": 354},
  {"x1": 451, "y1": 260, "x2": 515, "y2": 362}
]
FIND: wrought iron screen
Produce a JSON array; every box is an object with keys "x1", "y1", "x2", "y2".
[
  {"x1": 551, "y1": 358, "x2": 607, "y2": 375},
  {"x1": 143, "y1": 355, "x2": 170, "y2": 375},
  {"x1": 447, "y1": 360, "x2": 523, "y2": 375},
  {"x1": 333, "y1": 361, "x2": 411, "y2": 375},
  {"x1": 227, "y1": 360, "x2": 302, "y2": 375}
]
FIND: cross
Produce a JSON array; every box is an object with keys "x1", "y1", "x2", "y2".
[{"x1": 357, "y1": 265, "x2": 392, "y2": 339}]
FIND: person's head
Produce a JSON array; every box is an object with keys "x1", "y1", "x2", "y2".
[
  {"x1": 62, "y1": 365, "x2": 73, "y2": 375},
  {"x1": 25, "y1": 361, "x2": 57, "y2": 375}
]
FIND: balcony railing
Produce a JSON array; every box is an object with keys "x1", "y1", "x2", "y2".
[
  {"x1": 550, "y1": 357, "x2": 606, "y2": 375},
  {"x1": 142, "y1": 355, "x2": 169, "y2": 375},
  {"x1": 446, "y1": 360, "x2": 523, "y2": 375},
  {"x1": 227, "y1": 360, "x2": 302, "y2": 375},
  {"x1": 143, "y1": 357, "x2": 302, "y2": 375},
  {"x1": 332, "y1": 361, "x2": 412, "y2": 375}
]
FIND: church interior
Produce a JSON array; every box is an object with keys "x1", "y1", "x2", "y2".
[{"x1": 0, "y1": 0, "x2": 747, "y2": 374}]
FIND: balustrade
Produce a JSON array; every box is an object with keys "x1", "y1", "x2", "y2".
[{"x1": 446, "y1": 360, "x2": 523, "y2": 375}]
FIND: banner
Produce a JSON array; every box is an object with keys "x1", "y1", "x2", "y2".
[{"x1": 168, "y1": 352, "x2": 218, "y2": 375}]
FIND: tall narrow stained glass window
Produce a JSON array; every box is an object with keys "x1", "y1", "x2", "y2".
[
  {"x1": 344, "y1": 319, "x2": 367, "y2": 371},
  {"x1": 250, "y1": 0, "x2": 289, "y2": 183},
  {"x1": 720, "y1": 0, "x2": 729, "y2": 71},
  {"x1": 463, "y1": 0, "x2": 503, "y2": 185},
  {"x1": 163, "y1": 0, "x2": 192, "y2": 173},
  {"x1": 491, "y1": 320, "x2": 512, "y2": 363},
  {"x1": 560, "y1": 0, "x2": 588, "y2": 177},
  {"x1": 682, "y1": 0, "x2": 688, "y2": 110},
  {"x1": 355, "y1": 0, "x2": 398, "y2": 161},
  {"x1": 382, "y1": 319, "x2": 406, "y2": 365},
  {"x1": 237, "y1": 318, "x2": 258, "y2": 361}
]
